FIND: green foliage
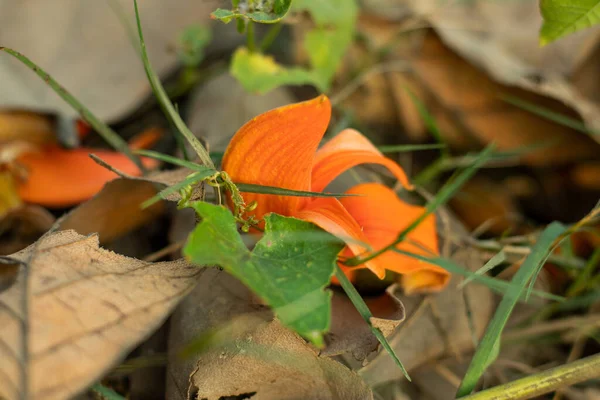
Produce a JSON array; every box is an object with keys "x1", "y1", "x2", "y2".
[
  {"x1": 540, "y1": 0, "x2": 600, "y2": 45},
  {"x1": 178, "y1": 25, "x2": 212, "y2": 67},
  {"x1": 230, "y1": 47, "x2": 320, "y2": 93},
  {"x1": 212, "y1": 0, "x2": 293, "y2": 23},
  {"x1": 456, "y1": 222, "x2": 568, "y2": 396},
  {"x1": 229, "y1": 0, "x2": 358, "y2": 94},
  {"x1": 184, "y1": 203, "x2": 344, "y2": 346}
]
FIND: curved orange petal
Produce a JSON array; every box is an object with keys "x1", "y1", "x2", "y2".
[
  {"x1": 340, "y1": 183, "x2": 449, "y2": 293},
  {"x1": 311, "y1": 129, "x2": 413, "y2": 193},
  {"x1": 294, "y1": 197, "x2": 386, "y2": 279},
  {"x1": 222, "y1": 95, "x2": 331, "y2": 219},
  {"x1": 16, "y1": 146, "x2": 157, "y2": 207}
]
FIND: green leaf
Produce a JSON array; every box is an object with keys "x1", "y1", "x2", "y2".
[
  {"x1": 90, "y1": 384, "x2": 126, "y2": 400},
  {"x1": 540, "y1": 0, "x2": 600, "y2": 45},
  {"x1": 296, "y1": 0, "x2": 358, "y2": 92},
  {"x1": 230, "y1": 47, "x2": 320, "y2": 93},
  {"x1": 212, "y1": 0, "x2": 293, "y2": 24},
  {"x1": 184, "y1": 203, "x2": 344, "y2": 345},
  {"x1": 178, "y1": 25, "x2": 212, "y2": 67},
  {"x1": 456, "y1": 222, "x2": 567, "y2": 396}
]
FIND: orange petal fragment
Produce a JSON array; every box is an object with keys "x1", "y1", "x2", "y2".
[
  {"x1": 294, "y1": 197, "x2": 386, "y2": 279},
  {"x1": 340, "y1": 183, "x2": 449, "y2": 293},
  {"x1": 311, "y1": 129, "x2": 413, "y2": 193},
  {"x1": 16, "y1": 146, "x2": 157, "y2": 207},
  {"x1": 222, "y1": 95, "x2": 331, "y2": 219}
]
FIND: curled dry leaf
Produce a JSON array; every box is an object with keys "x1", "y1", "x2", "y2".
[
  {"x1": 323, "y1": 285, "x2": 405, "y2": 362},
  {"x1": 401, "y1": 0, "x2": 600, "y2": 136},
  {"x1": 0, "y1": 230, "x2": 201, "y2": 399},
  {"x1": 167, "y1": 269, "x2": 373, "y2": 400},
  {"x1": 0, "y1": 205, "x2": 55, "y2": 256}
]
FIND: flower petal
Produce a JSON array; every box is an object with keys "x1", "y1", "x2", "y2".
[
  {"x1": 294, "y1": 197, "x2": 386, "y2": 279},
  {"x1": 340, "y1": 183, "x2": 449, "y2": 293},
  {"x1": 222, "y1": 95, "x2": 331, "y2": 219},
  {"x1": 16, "y1": 146, "x2": 157, "y2": 207},
  {"x1": 311, "y1": 129, "x2": 413, "y2": 193}
]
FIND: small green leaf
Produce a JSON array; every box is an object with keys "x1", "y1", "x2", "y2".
[
  {"x1": 456, "y1": 222, "x2": 567, "y2": 396},
  {"x1": 184, "y1": 203, "x2": 344, "y2": 345},
  {"x1": 212, "y1": 0, "x2": 293, "y2": 24},
  {"x1": 178, "y1": 25, "x2": 212, "y2": 67},
  {"x1": 540, "y1": 0, "x2": 600, "y2": 45},
  {"x1": 230, "y1": 47, "x2": 320, "y2": 93}
]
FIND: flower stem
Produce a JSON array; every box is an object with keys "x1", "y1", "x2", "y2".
[
  {"x1": 247, "y1": 21, "x2": 256, "y2": 53},
  {"x1": 457, "y1": 352, "x2": 600, "y2": 400},
  {"x1": 260, "y1": 23, "x2": 282, "y2": 52}
]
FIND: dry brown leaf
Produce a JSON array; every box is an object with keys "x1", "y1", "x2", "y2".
[
  {"x1": 0, "y1": 111, "x2": 57, "y2": 146},
  {"x1": 323, "y1": 285, "x2": 405, "y2": 362},
  {"x1": 571, "y1": 162, "x2": 600, "y2": 191},
  {"x1": 0, "y1": 230, "x2": 201, "y2": 399},
  {"x1": 0, "y1": 205, "x2": 55, "y2": 255},
  {"x1": 402, "y1": 0, "x2": 600, "y2": 136},
  {"x1": 167, "y1": 269, "x2": 373, "y2": 400},
  {"x1": 59, "y1": 178, "x2": 165, "y2": 244},
  {"x1": 404, "y1": 33, "x2": 600, "y2": 165},
  {"x1": 449, "y1": 176, "x2": 522, "y2": 236}
]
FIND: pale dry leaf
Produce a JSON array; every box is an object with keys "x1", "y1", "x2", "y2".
[
  {"x1": 0, "y1": 0, "x2": 224, "y2": 121},
  {"x1": 167, "y1": 269, "x2": 373, "y2": 400},
  {"x1": 0, "y1": 230, "x2": 202, "y2": 400}
]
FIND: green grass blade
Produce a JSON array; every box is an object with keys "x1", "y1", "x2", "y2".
[
  {"x1": 458, "y1": 251, "x2": 506, "y2": 289},
  {"x1": 456, "y1": 222, "x2": 567, "y2": 397},
  {"x1": 135, "y1": 149, "x2": 206, "y2": 171},
  {"x1": 334, "y1": 265, "x2": 411, "y2": 381},
  {"x1": 392, "y1": 249, "x2": 563, "y2": 302},
  {"x1": 402, "y1": 86, "x2": 447, "y2": 156},
  {"x1": 501, "y1": 95, "x2": 600, "y2": 136},
  {"x1": 90, "y1": 383, "x2": 126, "y2": 400},
  {"x1": 0, "y1": 47, "x2": 144, "y2": 171},
  {"x1": 133, "y1": 0, "x2": 214, "y2": 168},
  {"x1": 236, "y1": 183, "x2": 360, "y2": 198},
  {"x1": 142, "y1": 169, "x2": 215, "y2": 208},
  {"x1": 378, "y1": 143, "x2": 446, "y2": 153}
]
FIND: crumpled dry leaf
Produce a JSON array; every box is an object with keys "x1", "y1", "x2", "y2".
[
  {"x1": 167, "y1": 269, "x2": 373, "y2": 400},
  {"x1": 0, "y1": 0, "x2": 222, "y2": 121},
  {"x1": 0, "y1": 230, "x2": 201, "y2": 399},
  {"x1": 401, "y1": 0, "x2": 600, "y2": 137},
  {"x1": 323, "y1": 285, "x2": 405, "y2": 362},
  {"x1": 59, "y1": 178, "x2": 165, "y2": 244}
]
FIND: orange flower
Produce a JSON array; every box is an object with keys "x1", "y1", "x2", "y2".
[
  {"x1": 12, "y1": 128, "x2": 161, "y2": 208},
  {"x1": 222, "y1": 95, "x2": 449, "y2": 293}
]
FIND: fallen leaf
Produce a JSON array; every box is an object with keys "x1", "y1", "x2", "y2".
[
  {"x1": 0, "y1": 171, "x2": 21, "y2": 218},
  {"x1": 449, "y1": 176, "x2": 523, "y2": 236},
  {"x1": 323, "y1": 285, "x2": 405, "y2": 362},
  {"x1": 0, "y1": 110, "x2": 58, "y2": 146},
  {"x1": 167, "y1": 269, "x2": 374, "y2": 400},
  {"x1": 402, "y1": 0, "x2": 600, "y2": 136},
  {"x1": 0, "y1": 0, "x2": 221, "y2": 121},
  {"x1": 0, "y1": 230, "x2": 201, "y2": 399},
  {"x1": 0, "y1": 205, "x2": 55, "y2": 255},
  {"x1": 59, "y1": 178, "x2": 165, "y2": 245}
]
